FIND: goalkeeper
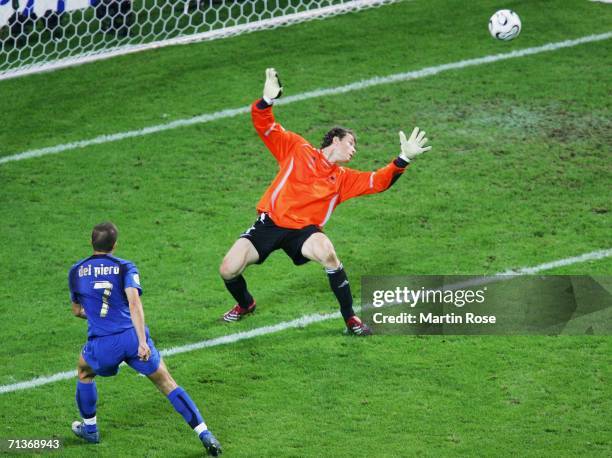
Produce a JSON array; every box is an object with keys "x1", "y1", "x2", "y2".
[{"x1": 219, "y1": 68, "x2": 432, "y2": 335}]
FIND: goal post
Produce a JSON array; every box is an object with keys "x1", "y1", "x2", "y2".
[{"x1": 0, "y1": 0, "x2": 398, "y2": 81}]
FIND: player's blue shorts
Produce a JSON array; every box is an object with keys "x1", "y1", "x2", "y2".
[{"x1": 82, "y1": 327, "x2": 161, "y2": 377}]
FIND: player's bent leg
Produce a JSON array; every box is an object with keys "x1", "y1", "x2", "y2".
[
  {"x1": 219, "y1": 237, "x2": 259, "y2": 280},
  {"x1": 77, "y1": 354, "x2": 96, "y2": 382},
  {"x1": 220, "y1": 238, "x2": 258, "y2": 322},
  {"x1": 72, "y1": 354, "x2": 100, "y2": 443},
  {"x1": 147, "y1": 359, "x2": 178, "y2": 395},
  {"x1": 149, "y1": 360, "x2": 222, "y2": 456},
  {"x1": 300, "y1": 232, "x2": 340, "y2": 269},
  {"x1": 301, "y1": 233, "x2": 372, "y2": 336}
]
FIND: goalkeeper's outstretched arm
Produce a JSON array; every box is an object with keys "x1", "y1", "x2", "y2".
[
  {"x1": 339, "y1": 127, "x2": 432, "y2": 202},
  {"x1": 252, "y1": 68, "x2": 302, "y2": 162}
]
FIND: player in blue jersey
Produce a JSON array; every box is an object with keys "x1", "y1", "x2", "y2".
[{"x1": 68, "y1": 222, "x2": 222, "y2": 456}]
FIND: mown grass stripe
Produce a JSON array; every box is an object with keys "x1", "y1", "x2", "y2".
[
  {"x1": 1, "y1": 31, "x2": 610, "y2": 166},
  {"x1": 1, "y1": 248, "x2": 610, "y2": 395}
]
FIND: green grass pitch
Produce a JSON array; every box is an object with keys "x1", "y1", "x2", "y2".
[{"x1": 0, "y1": 0, "x2": 610, "y2": 456}]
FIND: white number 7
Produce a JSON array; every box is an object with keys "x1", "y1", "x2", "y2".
[{"x1": 93, "y1": 281, "x2": 113, "y2": 317}]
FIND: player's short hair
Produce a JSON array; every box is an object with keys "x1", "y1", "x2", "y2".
[
  {"x1": 92, "y1": 222, "x2": 118, "y2": 252},
  {"x1": 320, "y1": 127, "x2": 356, "y2": 149}
]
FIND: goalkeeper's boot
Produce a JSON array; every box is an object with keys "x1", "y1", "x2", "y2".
[
  {"x1": 71, "y1": 421, "x2": 100, "y2": 444},
  {"x1": 222, "y1": 301, "x2": 256, "y2": 322},
  {"x1": 200, "y1": 430, "x2": 222, "y2": 456},
  {"x1": 345, "y1": 316, "x2": 372, "y2": 336}
]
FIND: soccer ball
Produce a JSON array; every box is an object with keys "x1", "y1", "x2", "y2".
[{"x1": 488, "y1": 9, "x2": 521, "y2": 41}]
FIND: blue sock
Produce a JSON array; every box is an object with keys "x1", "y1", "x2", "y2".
[
  {"x1": 167, "y1": 387, "x2": 207, "y2": 433},
  {"x1": 76, "y1": 381, "x2": 98, "y2": 433}
]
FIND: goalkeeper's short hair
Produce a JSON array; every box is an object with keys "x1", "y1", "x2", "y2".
[{"x1": 321, "y1": 127, "x2": 356, "y2": 149}]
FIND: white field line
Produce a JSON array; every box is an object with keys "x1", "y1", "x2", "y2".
[
  {"x1": 498, "y1": 249, "x2": 612, "y2": 275},
  {"x1": 1, "y1": 31, "x2": 610, "y2": 166},
  {"x1": 1, "y1": 248, "x2": 611, "y2": 395}
]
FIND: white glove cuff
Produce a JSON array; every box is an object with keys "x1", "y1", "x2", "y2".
[
  {"x1": 263, "y1": 95, "x2": 274, "y2": 105},
  {"x1": 399, "y1": 154, "x2": 411, "y2": 164}
]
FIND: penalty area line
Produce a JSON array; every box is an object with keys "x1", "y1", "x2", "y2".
[
  {"x1": 0, "y1": 247, "x2": 610, "y2": 395},
  {"x1": 1, "y1": 31, "x2": 611, "y2": 165}
]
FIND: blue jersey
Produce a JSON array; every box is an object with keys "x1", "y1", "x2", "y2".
[{"x1": 68, "y1": 254, "x2": 142, "y2": 338}]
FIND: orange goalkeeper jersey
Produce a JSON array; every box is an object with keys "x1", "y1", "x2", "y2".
[{"x1": 252, "y1": 99, "x2": 409, "y2": 229}]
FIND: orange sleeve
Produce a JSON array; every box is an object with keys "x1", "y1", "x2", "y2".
[
  {"x1": 251, "y1": 99, "x2": 304, "y2": 163},
  {"x1": 339, "y1": 159, "x2": 408, "y2": 203}
]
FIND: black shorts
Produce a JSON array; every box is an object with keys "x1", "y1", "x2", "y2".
[{"x1": 240, "y1": 213, "x2": 321, "y2": 265}]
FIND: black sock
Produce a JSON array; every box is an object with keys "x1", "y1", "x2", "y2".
[
  {"x1": 326, "y1": 264, "x2": 354, "y2": 321},
  {"x1": 223, "y1": 275, "x2": 254, "y2": 309}
]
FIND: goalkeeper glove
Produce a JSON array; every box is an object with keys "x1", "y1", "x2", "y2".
[
  {"x1": 263, "y1": 68, "x2": 283, "y2": 104},
  {"x1": 399, "y1": 127, "x2": 431, "y2": 162}
]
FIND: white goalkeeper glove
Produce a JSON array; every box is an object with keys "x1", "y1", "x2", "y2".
[
  {"x1": 263, "y1": 68, "x2": 283, "y2": 104},
  {"x1": 398, "y1": 127, "x2": 432, "y2": 162}
]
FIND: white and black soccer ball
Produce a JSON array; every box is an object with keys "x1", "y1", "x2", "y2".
[{"x1": 488, "y1": 9, "x2": 521, "y2": 41}]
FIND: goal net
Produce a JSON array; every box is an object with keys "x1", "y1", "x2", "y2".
[{"x1": 0, "y1": 0, "x2": 397, "y2": 81}]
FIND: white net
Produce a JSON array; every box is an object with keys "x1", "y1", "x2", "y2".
[{"x1": 0, "y1": 0, "x2": 397, "y2": 80}]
